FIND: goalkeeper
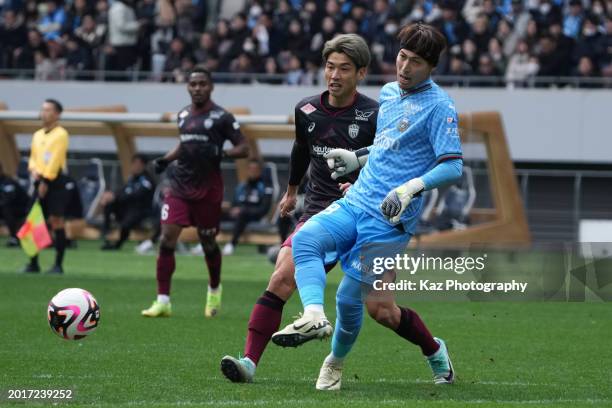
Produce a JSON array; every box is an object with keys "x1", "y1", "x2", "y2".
[{"x1": 273, "y1": 23, "x2": 463, "y2": 390}]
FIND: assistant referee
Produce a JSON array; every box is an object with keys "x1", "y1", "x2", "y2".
[{"x1": 22, "y1": 99, "x2": 70, "y2": 274}]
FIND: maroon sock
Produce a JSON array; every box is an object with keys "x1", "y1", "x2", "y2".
[
  {"x1": 204, "y1": 245, "x2": 222, "y2": 289},
  {"x1": 244, "y1": 290, "x2": 285, "y2": 365},
  {"x1": 395, "y1": 307, "x2": 440, "y2": 357},
  {"x1": 156, "y1": 246, "x2": 176, "y2": 295}
]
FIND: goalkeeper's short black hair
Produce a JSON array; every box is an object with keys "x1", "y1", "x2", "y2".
[{"x1": 397, "y1": 23, "x2": 447, "y2": 67}]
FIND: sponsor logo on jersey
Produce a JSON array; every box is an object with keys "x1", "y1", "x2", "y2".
[
  {"x1": 312, "y1": 145, "x2": 334, "y2": 156},
  {"x1": 301, "y1": 103, "x2": 317, "y2": 115},
  {"x1": 204, "y1": 118, "x2": 214, "y2": 129},
  {"x1": 308, "y1": 122, "x2": 316, "y2": 133},
  {"x1": 348, "y1": 123, "x2": 360, "y2": 139},
  {"x1": 355, "y1": 109, "x2": 375, "y2": 121},
  {"x1": 405, "y1": 102, "x2": 423, "y2": 115},
  {"x1": 180, "y1": 134, "x2": 210, "y2": 142},
  {"x1": 397, "y1": 118, "x2": 409, "y2": 132},
  {"x1": 374, "y1": 130, "x2": 400, "y2": 151}
]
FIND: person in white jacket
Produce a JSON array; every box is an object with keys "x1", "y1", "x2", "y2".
[
  {"x1": 106, "y1": 0, "x2": 140, "y2": 74},
  {"x1": 505, "y1": 40, "x2": 539, "y2": 88}
]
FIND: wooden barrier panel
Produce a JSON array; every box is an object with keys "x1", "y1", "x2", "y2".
[
  {"x1": 417, "y1": 111, "x2": 531, "y2": 247},
  {"x1": 0, "y1": 110, "x2": 530, "y2": 247},
  {"x1": 0, "y1": 102, "x2": 20, "y2": 177}
]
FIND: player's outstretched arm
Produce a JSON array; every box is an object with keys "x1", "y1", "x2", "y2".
[
  {"x1": 324, "y1": 147, "x2": 370, "y2": 180},
  {"x1": 381, "y1": 159, "x2": 462, "y2": 224}
]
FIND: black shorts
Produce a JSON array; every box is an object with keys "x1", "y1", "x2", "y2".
[
  {"x1": 40, "y1": 175, "x2": 71, "y2": 217},
  {"x1": 107, "y1": 202, "x2": 150, "y2": 229}
]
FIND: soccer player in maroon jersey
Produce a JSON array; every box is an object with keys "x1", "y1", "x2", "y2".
[
  {"x1": 141, "y1": 67, "x2": 249, "y2": 318},
  {"x1": 220, "y1": 34, "x2": 375, "y2": 382}
]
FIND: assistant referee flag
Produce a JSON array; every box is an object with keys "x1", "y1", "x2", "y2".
[{"x1": 17, "y1": 200, "x2": 52, "y2": 257}]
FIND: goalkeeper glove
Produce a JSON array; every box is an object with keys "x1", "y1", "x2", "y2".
[
  {"x1": 324, "y1": 147, "x2": 370, "y2": 180},
  {"x1": 380, "y1": 178, "x2": 425, "y2": 224},
  {"x1": 153, "y1": 157, "x2": 169, "y2": 174}
]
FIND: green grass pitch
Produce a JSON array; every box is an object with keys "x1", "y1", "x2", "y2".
[{"x1": 1, "y1": 240, "x2": 611, "y2": 407}]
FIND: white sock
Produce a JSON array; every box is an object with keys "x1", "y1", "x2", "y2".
[
  {"x1": 157, "y1": 294, "x2": 170, "y2": 304},
  {"x1": 324, "y1": 353, "x2": 344, "y2": 367},
  {"x1": 305, "y1": 304, "x2": 325, "y2": 317},
  {"x1": 208, "y1": 285, "x2": 221, "y2": 294}
]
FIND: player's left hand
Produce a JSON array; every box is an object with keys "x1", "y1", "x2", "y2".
[
  {"x1": 153, "y1": 157, "x2": 169, "y2": 174},
  {"x1": 279, "y1": 191, "x2": 297, "y2": 217},
  {"x1": 380, "y1": 178, "x2": 425, "y2": 224}
]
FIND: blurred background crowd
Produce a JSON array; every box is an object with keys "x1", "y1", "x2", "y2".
[{"x1": 0, "y1": 0, "x2": 611, "y2": 86}]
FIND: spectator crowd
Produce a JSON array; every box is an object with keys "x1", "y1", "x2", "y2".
[{"x1": 0, "y1": 0, "x2": 611, "y2": 86}]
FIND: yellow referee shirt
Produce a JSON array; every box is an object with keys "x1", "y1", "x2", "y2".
[{"x1": 28, "y1": 126, "x2": 69, "y2": 181}]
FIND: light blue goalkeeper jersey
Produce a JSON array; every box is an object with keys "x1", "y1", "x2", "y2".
[{"x1": 345, "y1": 78, "x2": 463, "y2": 231}]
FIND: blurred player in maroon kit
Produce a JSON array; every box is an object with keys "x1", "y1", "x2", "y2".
[{"x1": 142, "y1": 67, "x2": 249, "y2": 318}]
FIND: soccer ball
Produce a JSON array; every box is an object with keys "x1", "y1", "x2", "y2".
[{"x1": 48, "y1": 288, "x2": 100, "y2": 340}]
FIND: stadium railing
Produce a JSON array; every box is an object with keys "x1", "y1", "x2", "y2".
[{"x1": 0, "y1": 69, "x2": 611, "y2": 88}]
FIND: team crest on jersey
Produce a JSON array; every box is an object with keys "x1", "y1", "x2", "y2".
[
  {"x1": 355, "y1": 109, "x2": 374, "y2": 122},
  {"x1": 348, "y1": 123, "x2": 360, "y2": 139},
  {"x1": 397, "y1": 118, "x2": 409, "y2": 132},
  {"x1": 301, "y1": 103, "x2": 317, "y2": 115},
  {"x1": 204, "y1": 118, "x2": 214, "y2": 129},
  {"x1": 308, "y1": 122, "x2": 316, "y2": 133}
]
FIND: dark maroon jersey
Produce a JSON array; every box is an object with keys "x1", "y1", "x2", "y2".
[
  {"x1": 293, "y1": 91, "x2": 378, "y2": 220},
  {"x1": 167, "y1": 101, "x2": 245, "y2": 201}
]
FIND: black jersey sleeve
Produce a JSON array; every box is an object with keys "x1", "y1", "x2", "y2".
[
  {"x1": 370, "y1": 108, "x2": 379, "y2": 142},
  {"x1": 288, "y1": 105, "x2": 311, "y2": 186},
  {"x1": 222, "y1": 112, "x2": 246, "y2": 146}
]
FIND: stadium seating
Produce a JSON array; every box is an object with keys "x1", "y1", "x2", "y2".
[
  {"x1": 220, "y1": 161, "x2": 280, "y2": 236},
  {"x1": 432, "y1": 166, "x2": 477, "y2": 231},
  {"x1": 16, "y1": 158, "x2": 30, "y2": 194},
  {"x1": 77, "y1": 158, "x2": 105, "y2": 224}
]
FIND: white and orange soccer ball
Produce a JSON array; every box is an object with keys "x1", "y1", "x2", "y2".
[{"x1": 47, "y1": 288, "x2": 100, "y2": 340}]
